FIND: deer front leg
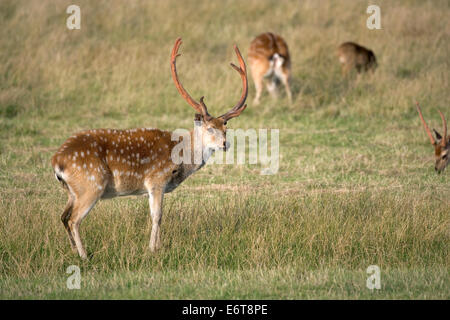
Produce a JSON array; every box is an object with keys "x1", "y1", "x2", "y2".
[
  {"x1": 148, "y1": 187, "x2": 164, "y2": 252},
  {"x1": 342, "y1": 64, "x2": 351, "y2": 77},
  {"x1": 68, "y1": 193, "x2": 100, "y2": 259},
  {"x1": 279, "y1": 73, "x2": 292, "y2": 104}
]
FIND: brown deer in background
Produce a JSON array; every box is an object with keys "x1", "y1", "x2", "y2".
[
  {"x1": 337, "y1": 42, "x2": 377, "y2": 76},
  {"x1": 51, "y1": 38, "x2": 248, "y2": 259},
  {"x1": 417, "y1": 102, "x2": 449, "y2": 174},
  {"x1": 248, "y1": 32, "x2": 292, "y2": 105}
]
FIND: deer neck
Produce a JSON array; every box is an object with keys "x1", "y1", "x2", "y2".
[{"x1": 176, "y1": 128, "x2": 215, "y2": 178}]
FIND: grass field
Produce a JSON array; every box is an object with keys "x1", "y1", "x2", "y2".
[{"x1": 0, "y1": 0, "x2": 449, "y2": 299}]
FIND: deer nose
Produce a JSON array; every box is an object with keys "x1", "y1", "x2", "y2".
[{"x1": 223, "y1": 141, "x2": 230, "y2": 151}]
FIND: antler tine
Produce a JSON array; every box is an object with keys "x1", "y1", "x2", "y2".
[
  {"x1": 220, "y1": 45, "x2": 248, "y2": 122},
  {"x1": 416, "y1": 102, "x2": 436, "y2": 145},
  {"x1": 438, "y1": 110, "x2": 447, "y2": 146},
  {"x1": 171, "y1": 38, "x2": 211, "y2": 119}
]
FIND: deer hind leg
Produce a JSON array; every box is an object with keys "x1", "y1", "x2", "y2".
[
  {"x1": 250, "y1": 60, "x2": 270, "y2": 106},
  {"x1": 278, "y1": 69, "x2": 292, "y2": 104},
  {"x1": 148, "y1": 187, "x2": 164, "y2": 252},
  {"x1": 252, "y1": 73, "x2": 264, "y2": 106},
  {"x1": 265, "y1": 76, "x2": 279, "y2": 99},
  {"x1": 61, "y1": 196, "x2": 76, "y2": 252},
  {"x1": 282, "y1": 77, "x2": 292, "y2": 104},
  {"x1": 68, "y1": 190, "x2": 102, "y2": 259}
]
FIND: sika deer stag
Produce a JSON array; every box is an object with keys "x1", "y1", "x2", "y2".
[
  {"x1": 51, "y1": 38, "x2": 248, "y2": 259},
  {"x1": 416, "y1": 103, "x2": 449, "y2": 173},
  {"x1": 248, "y1": 32, "x2": 292, "y2": 105}
]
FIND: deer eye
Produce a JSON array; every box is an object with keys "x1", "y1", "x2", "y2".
[{"x1": 443, "y1": 154, "x2": 448, "y2": 159}]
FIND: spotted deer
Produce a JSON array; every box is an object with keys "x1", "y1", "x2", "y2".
[
  {"x1": 416, "y1": 102, "x2": 449, "y2": 173},
  {"x1": 51, "y1": 38, "x2": 248, "y2": 259},
  {"x1": 337, "y1": 42, "x2": 377, "y2": 76},
  {"x1": 248, "y1": 32, "x2": 292, "y2": 105}
]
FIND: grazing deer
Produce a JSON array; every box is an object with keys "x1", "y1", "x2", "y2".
[
  {"x1": 337, "y1": 42, "x2": 377, "y2": 76},
  {"x1": 248, "y1": 32, "x2": 292, "y2": 105},
  {"x1": 416, "y1": 103, "x2": 449, "y2": 174},
  {"x1": 51, "y1": 38, "x2": 248, "y2": 259}
]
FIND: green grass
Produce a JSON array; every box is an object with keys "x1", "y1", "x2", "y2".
[
  {"x1": 3, "y1": 268, "x2": 448, "y2": 299},
  {"x1": 0, "y1": 0, "x2": 449, "y2": 299}
]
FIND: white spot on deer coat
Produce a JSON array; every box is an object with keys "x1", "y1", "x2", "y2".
[{"x1": 141, "y1": 157, "x2": 150, "y2": 164}]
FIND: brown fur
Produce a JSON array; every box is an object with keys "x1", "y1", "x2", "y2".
[
  {"x1": 248, "y1": 32, "x2": 292, "y2": 105},
  {"x1": 431, "y1": 136, "x2": 449, "y2": 173},
  {"x1": 337, "y1": 42, "x2": 377, "y2": 76},
  {"x1": 52, "y1": 38, "x2": 248, "y2": 259},
  {"x1": 417, "y1": 104, "x2": 449, "y2": 173}
]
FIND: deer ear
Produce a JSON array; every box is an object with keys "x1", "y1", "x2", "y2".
[{"x1": 433, "y1": 129, "x2": 442, "y2": 140}]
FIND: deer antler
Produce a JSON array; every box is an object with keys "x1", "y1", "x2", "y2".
[
  {"x1": 416, "y1": 102, "x2": 436, "y2": 145},
  {"x1": 171, "y1": 38, "x2": 212, "y2": 120},
  {"x1": 219, "y1": 45, "x2": 248, "y2": 122},
  {"x1": 438, "y1": 110, "x2": 447, "y2": 146}
]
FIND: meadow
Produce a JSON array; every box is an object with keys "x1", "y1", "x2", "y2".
[{"x1": 0, "y1": 0, "x2": 449, "y2": 299}]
